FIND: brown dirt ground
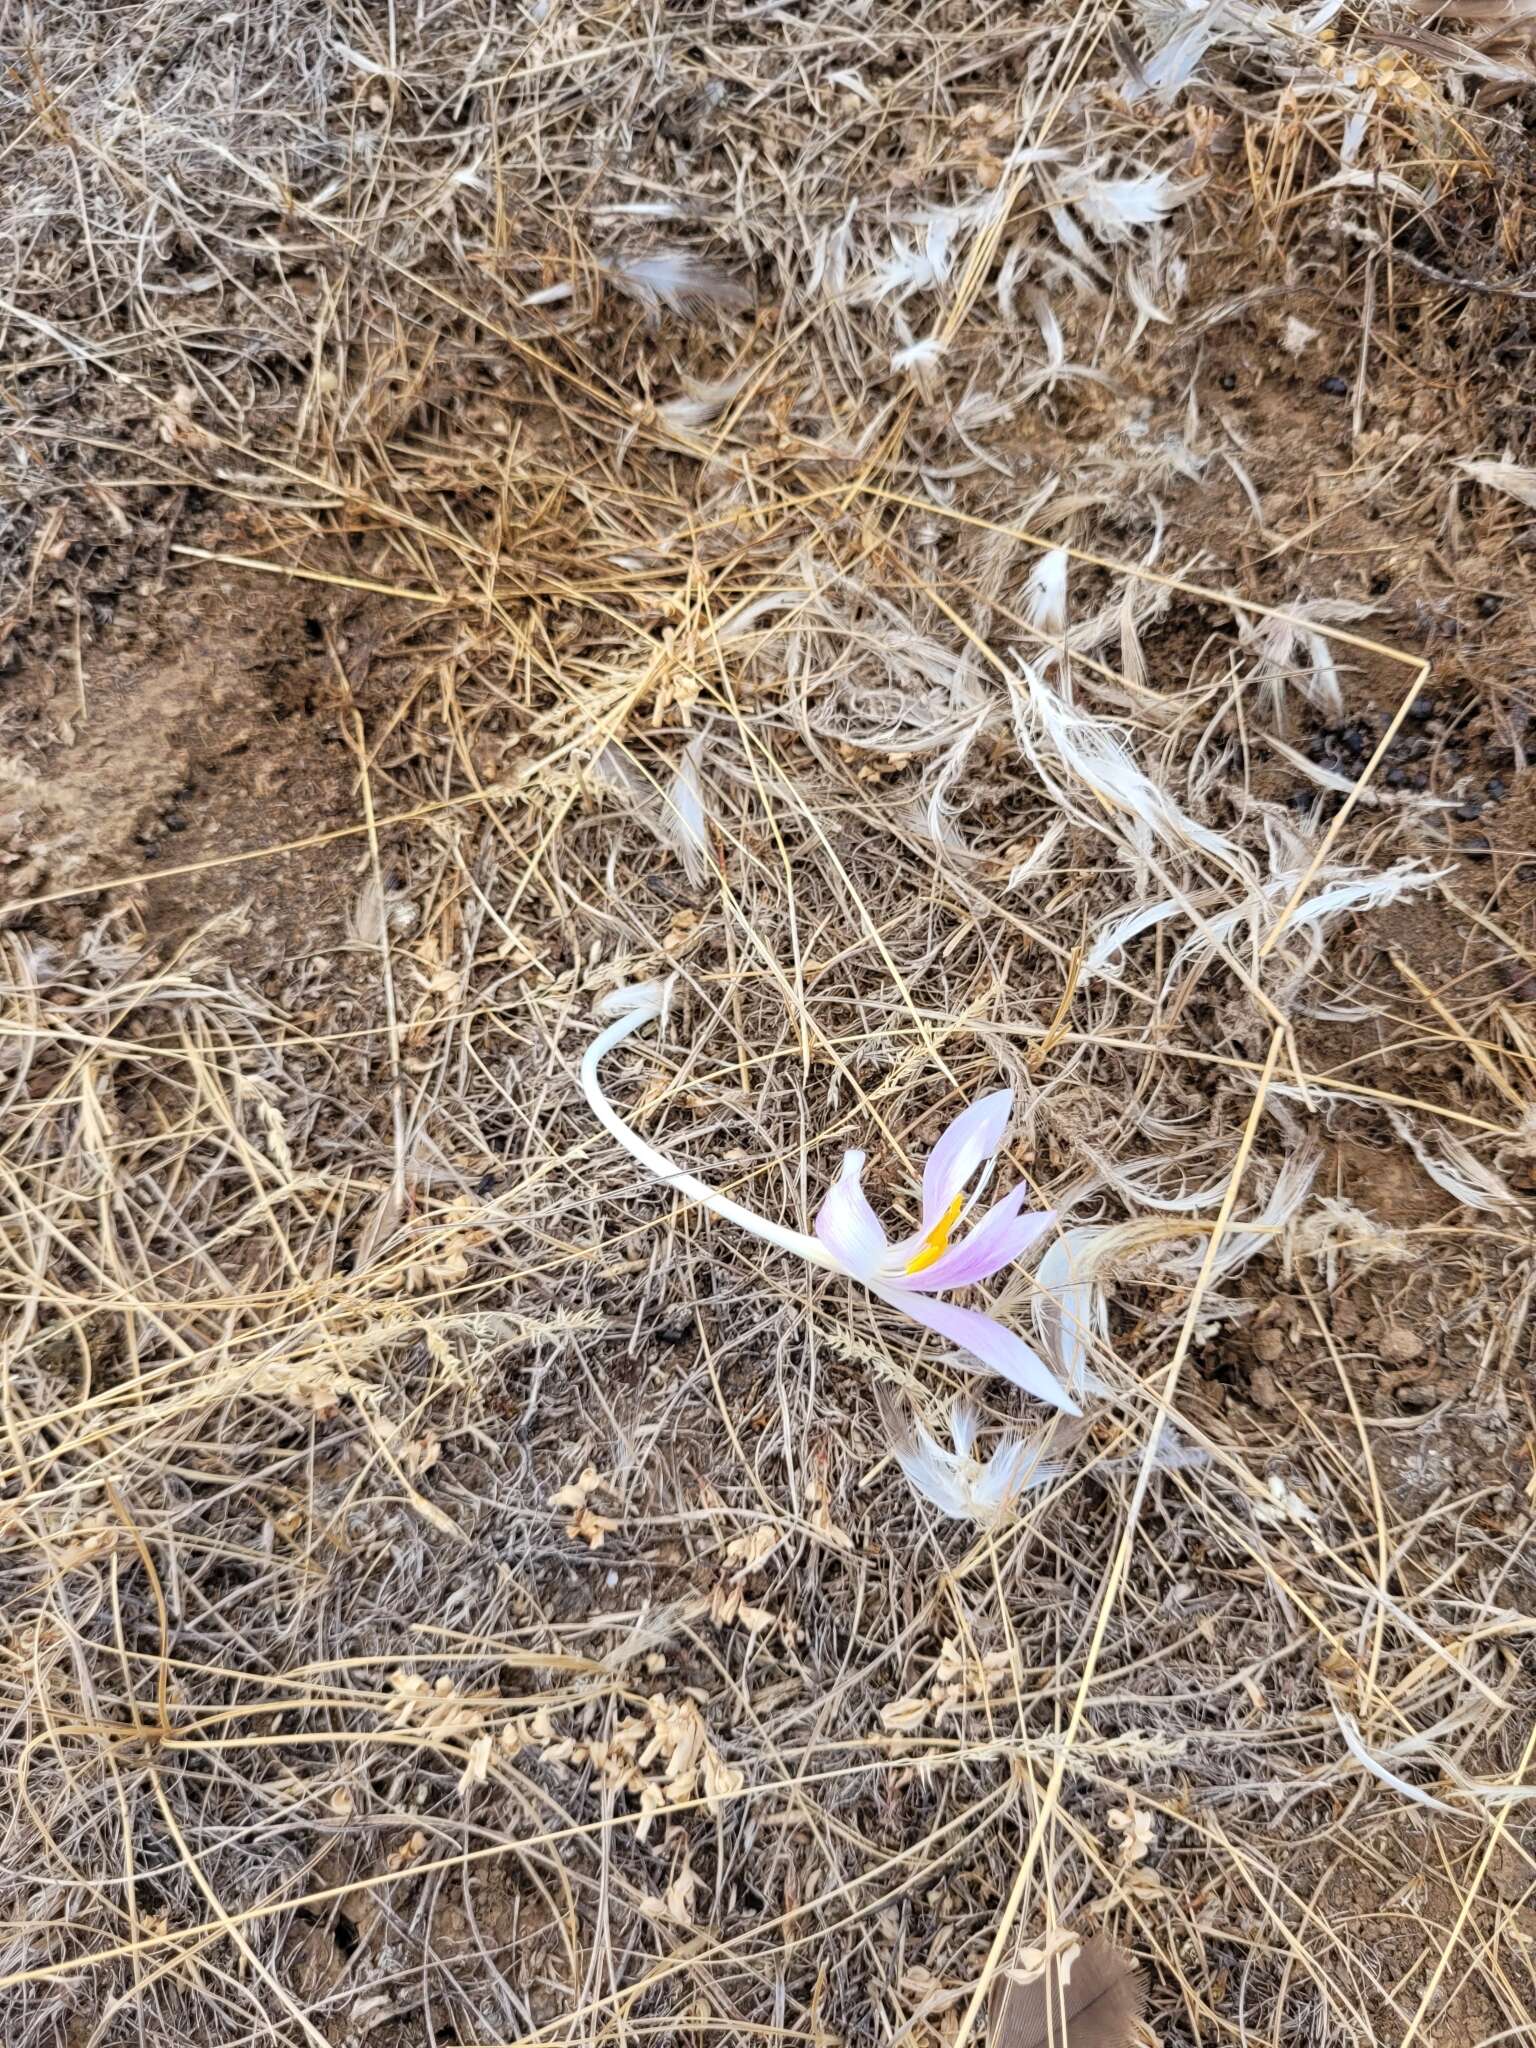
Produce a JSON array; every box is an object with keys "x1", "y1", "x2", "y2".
[{"x1": 0, "y1": 563, "x2": 370, "y2": 964}]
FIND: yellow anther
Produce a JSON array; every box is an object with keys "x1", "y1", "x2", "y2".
[{"x1": 904, "y1": 1193, "x2": 965, "y2": 1275}]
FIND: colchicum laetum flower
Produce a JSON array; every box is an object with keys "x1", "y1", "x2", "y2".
[{"x1": 582, "y1": 982, "x2": 1076, "y2": 1415}]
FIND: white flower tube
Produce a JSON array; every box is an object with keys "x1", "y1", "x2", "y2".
[{"x1": 582, "y1": 983, "x2": 1077, "y2": 1413}]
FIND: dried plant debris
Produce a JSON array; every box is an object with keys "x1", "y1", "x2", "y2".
[{"x1": 1, "y1": 4, "x2": 1535, "y2": 2048}]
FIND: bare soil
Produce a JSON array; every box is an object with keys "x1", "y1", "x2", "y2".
[{"x1": 2, "y1": 563, "x2": 363, "y2": 961}]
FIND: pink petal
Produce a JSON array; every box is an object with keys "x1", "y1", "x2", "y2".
[
  {"x1": 903, "y1": 1187, "x2": 1054, "y2": 1292},
  {"x1": 871, "y1": 1282, "x2": 1079, "y2": 1413},
  {"x1": 813, "y1": 1150, "x2": 888, "y2": 1278},
  {"x1": 920, "y1": 1088, "x2": 1012, "y2": 1227}
]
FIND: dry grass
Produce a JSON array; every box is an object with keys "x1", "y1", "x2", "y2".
[{"x1": 2, "y1": 4, "x2": 1535, "y2": 2045}]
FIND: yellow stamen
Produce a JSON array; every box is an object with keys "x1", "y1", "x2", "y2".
[{"x1": 904, "y1": 1192, "x2": 965, "y2": 1275}]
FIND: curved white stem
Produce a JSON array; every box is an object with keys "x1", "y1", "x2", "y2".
[{"x1": 580, "y1": 995, "x2": 836, "y2": 1270}]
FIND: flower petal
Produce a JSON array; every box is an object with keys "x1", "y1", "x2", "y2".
[
  {"x1": 920, "y1": 1088, "x2": 1012, "y2": 1226},
  {"x1": 813, "y1": 1150, "x2": 889, "y2": 1278},
  {"x1": 871, "y1": 1282, "x2": 1079, "y2": 1413},
  {"x1": 902, "y1": 1185, "x2": 1053, "y2": 1291}
]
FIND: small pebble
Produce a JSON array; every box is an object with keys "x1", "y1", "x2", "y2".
[
  {"x1": 1408, "y1": 697, "x2": 1434, "y2": 721},
  {"x1": 1319, "y1": 374, "x2": 1349, "y2": 396},
  {"x1": 1487, "y1": 777, "x2": 1506, "y2": 799},
  {"x1": 1463, "y1": 833, "x2": 1491, "y2": 861},
  {"x1": 1219, "y1": 371, "x2": 1237, "y2": 391},
  {"x1": 1478, "y1": 593, "x2": 1501, "y2": 617},
  {"x1": 1516, "y1": 861, "x2": 1536, "y2": 884},
  {"x1": 1385, "y1": 766, "x2": 1405, "y2": 788},
  {"x1": 164, "y1": 812, "x2": 188, "y2": 832},
  {"x1": 1455, "y1": 798, "x2": 1483, "y2": 822},
  {"x1": 1380, "y1": 1326, "x2": 1423, "y2": 1365}
]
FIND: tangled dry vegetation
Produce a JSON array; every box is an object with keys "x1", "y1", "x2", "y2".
[{"x1": 3, "y1": 3, "x2": 1536, "y2": 2044}]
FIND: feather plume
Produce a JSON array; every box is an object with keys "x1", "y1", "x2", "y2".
[
  {"x1": 1088, "y1": 858, "x2": 1444, "y2": 980},
  {"x1": 1118, "y1": 580, "x2": 1149, "y2": 698},
  {"x1": 1288, "y1": 861, "x2": 1450, "y2": 930},
  {"x1": 663, "y1": 738, "x2": 712, "y2": 885},
  {"x1": 1293, "y1": 1198, "x2": 1412, "y2": 1287},
  {"x1": 1135, "y1": 2, "x2": 1229, "y2": 98},
  {"x1": 1061, "y1": 167, "x2": 1191, "y2": 244},
  {"x1": 879, "y1": 1390, "x2": 1062, "y2": 1527},
  {"x1": 1457, "y1": 455, "x2": 1536, "y2": 509},
  {"x1": 1048, "y1": 202, "x2": 1111, "y2": 281},
  {"x1": 1240, "y1": 598, "x2": 1376, "y2": 720},
  {"x1": 717, "y1": 588, "x2": 811, "y2": 641},
  {"x1": 1020, "y1": 289, "x2": 1117, "y2": 399},
  {"x1": 917, "y1": 714, "x2": 989, "y2": 857},
  {"x1": 603, "y1": 249, "x2": 753, "y2": 318},
  {"x1": 866, "y1": 201, "x2": 990, "y2": 304},
  {"x1": 1026, "y1": 548, "x2": 1069, "y2": 638},
  {"x1": 1388, "y1": 1113, "x2": 1524, "y2": 1213},
  {"x1": 657, "y1": 374, "x2": 745, "y2": 434},
  {"x1": 1031, "y1": 1227, "x2": 1112, "y2": 1396},
  {"x1": 1005, "y1": 820, "x2": 1068, "y2": 890},
  {"x1": 1083, "y1": 1149, "x2": 1230, "y2": 1212},
  {"x1": 990, "y1": 1933, "x2": 1146, "y2": 2048},
  {"x1": 1012, "y1": 659, "x2": 1248, "y2": 882},
  {"x1": 1085, "y1": 895, "x2": 1186, "y2": 974},
  {"x1": 1204, "y1": 1144, "x2": 1320, "y2": 1285},
  {"x1": 892, "y1": 331, "x2": 948, "y2": 374}
]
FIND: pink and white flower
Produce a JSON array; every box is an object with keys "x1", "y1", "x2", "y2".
[
  {"x1": 811, "y1": 1090, "x2": 1069, "y2": 1408},
  {"x1": 583, "y1": 983, "x2": 1076, "y2": 1413}
]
